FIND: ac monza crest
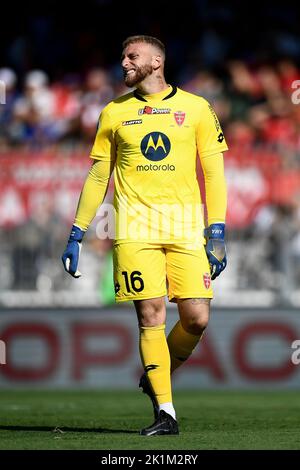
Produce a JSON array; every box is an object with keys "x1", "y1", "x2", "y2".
[
  {"x1": 174, "y1": 111, "x2": 185, "y2": 126},
  {"x1": 203, "y1": 273, "x2": 211, "y2": 289}
]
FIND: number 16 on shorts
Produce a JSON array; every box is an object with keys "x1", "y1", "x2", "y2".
[{"x1": 114, "y1": 270, "x2": 146, "y2": 301}]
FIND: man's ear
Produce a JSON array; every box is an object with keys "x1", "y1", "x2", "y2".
[{"x1": 152, "y1": 55, "x2": 162, "y2": 71}]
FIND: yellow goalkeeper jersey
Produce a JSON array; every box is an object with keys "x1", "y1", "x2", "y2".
[{"x1": 90, "y1": 85, "x2": 228, "y2": 243}]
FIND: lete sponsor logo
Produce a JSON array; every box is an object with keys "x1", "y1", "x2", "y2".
[{"x1": 122, "y1": 119, "x2": 142, "y2": 126}]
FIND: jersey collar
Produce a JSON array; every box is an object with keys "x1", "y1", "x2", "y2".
[{"x1": 134, "y1": 85, "x2": 177, "y2": 102}]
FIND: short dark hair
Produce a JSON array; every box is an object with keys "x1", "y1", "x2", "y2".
[{"x1": 122, "y1": 35, "x2": 165, "y2": 58}]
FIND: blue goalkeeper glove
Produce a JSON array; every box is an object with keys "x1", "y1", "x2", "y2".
[
  {"x1": 62, "y1": 225, "x2": 85, "y2": 278},
  {"x1": 204, "y1": 223, "x2": 227, "y2": 280}
]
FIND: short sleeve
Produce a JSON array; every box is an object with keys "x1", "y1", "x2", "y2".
[
  {"x1": 196, "y1": 99, "x2": 228, "y2": 158},
  {"x1": 90, "y1": 106, "x2": 116, "y2": 162}
]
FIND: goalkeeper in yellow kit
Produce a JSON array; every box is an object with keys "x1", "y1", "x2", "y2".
[{"x1": 62, "y1": 35, "x2": 228, "y2": 436}]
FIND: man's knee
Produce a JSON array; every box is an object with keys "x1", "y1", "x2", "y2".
[
  {"x1": 181, "y1": 315, "x2": 209, "y2": 335},
  {"x1": 178, "y1": 298, "x2": 210, "y2": 335},
  {"x1": 134, "y1": 297, "x2": 166, "y2": 327}
]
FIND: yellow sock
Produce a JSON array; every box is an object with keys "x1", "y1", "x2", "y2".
[
  {"x1": 167, "y1": 321, "x2": 203, "y2": 373},
  {"x1": 139, "y1": 324, "x2": 172, "y2": 405}
]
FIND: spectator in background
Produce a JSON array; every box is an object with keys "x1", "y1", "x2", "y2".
[
  {"x1": 12, "y1": 70, "x2": 56, "y2": 146},
  {"x1": 227, "y1": 60, "x2": 262, "y2": 121},
  {"x1": 0, "y1": 68, "x2": 18, "y2": 147},
  {"x1": 49, "y1": 73, "x2": 82, "y2": 145},
  {"x1": 80, "y1": 68, "x2": 113, "y2": 141}
]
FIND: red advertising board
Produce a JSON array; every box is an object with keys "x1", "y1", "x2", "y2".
[{"x1": 1, "y1": 149, "x2": 299, "y2": 229}]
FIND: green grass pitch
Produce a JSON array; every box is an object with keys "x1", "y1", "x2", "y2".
[{"x1": 0, "y1": 390, "x2": 299, "y2": 450}]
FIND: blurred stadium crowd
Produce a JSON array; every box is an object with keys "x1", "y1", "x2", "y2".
[
  {"x1": 1, "y1": 59, "x2": 300, "y2": 150},
  {"x1": 0, "y1": 1, "x2": 300, "y2": 307}
]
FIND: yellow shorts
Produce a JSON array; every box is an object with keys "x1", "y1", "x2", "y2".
[{"x1": 113, "y1": 242, "x2": 213, "y2": 302}]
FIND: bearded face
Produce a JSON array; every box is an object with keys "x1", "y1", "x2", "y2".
[{"x1": 123, "y1": 63, "x2": 153, "y2": 87}]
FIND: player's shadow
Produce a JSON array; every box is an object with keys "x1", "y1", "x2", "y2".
[{"x1": 0, "y1": 425, "x2": 136, "y2": 434}]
